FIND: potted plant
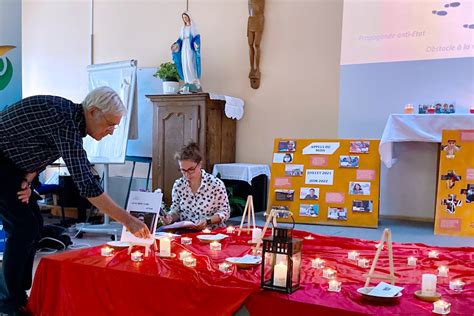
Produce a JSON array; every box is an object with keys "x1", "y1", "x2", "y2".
[{"x1": 154, "y1": 62, "x2": 180, "y2": 94}]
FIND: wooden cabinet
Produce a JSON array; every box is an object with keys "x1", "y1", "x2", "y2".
[{"x1": 147, "y1": 93, "x2": 236, "y2": 204}]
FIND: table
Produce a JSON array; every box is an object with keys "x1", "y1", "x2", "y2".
[
  {"x1": 212, "y1": 163, "x2": 271, "y2": 213},
  {"x1": 379, "y1": 114, "x2": 474, "y2": 168},
  {"x1": 28, "y1": 229, "x2": 474, "y2": 316}
]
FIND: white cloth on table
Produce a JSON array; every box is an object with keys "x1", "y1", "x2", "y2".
[
  {"x1": 379, "y1": 114, "x2": 474, "y2": 168},
  {"x1": 209, "y1": 93, "x2": 245, "y2": 120},
  {"x1": 212, "y1": 163, "x2": 271, "y2": 185}
]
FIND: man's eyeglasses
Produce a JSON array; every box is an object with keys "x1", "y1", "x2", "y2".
[
  {"x1": 101, "y1": 112, "x2": 120, "y2": 131},
  {"x1": 179, "y1": 163, "x2": 199, "y2": 174}
]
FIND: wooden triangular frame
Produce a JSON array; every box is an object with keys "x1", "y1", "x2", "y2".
[
  {"x1": 127, "y1": 240, "x2": 158, "y2": 258},
  {"x1": 253, "y1": 208, "x2": 293, "y2": 254},
  {"x1": 237, "y1": 195, "x2": 256, "y2": 236},
  {"x1": 364, "y1": 228, "x2": 396, "y2": 287}
]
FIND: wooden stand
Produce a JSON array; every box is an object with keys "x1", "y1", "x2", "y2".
[
  {"x1": 364, "y1": 228, "x2": 396, "y2": 286},
  {"x1": 237, "y1": 195, "x2": 256, "y2": 236},
  {"x1": 127, "y1": 240, "x2": 158, "y2": 257}
]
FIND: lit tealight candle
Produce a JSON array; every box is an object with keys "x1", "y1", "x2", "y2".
[
  {"x1": 101, "y1": 246, "x2": 113, "y2": 257},
  {"x1": 305, "y1": 235, "x2": 315, "y2": 240},
  {"x1": 433, "y1": 300, "x2": 451, "y2": 314},
  {"x1": 323, "y1": 268, "x2": 337, "y2": 279},
  {"x1": 179, "y1": 250, "x2": 191, "y2": 260},
  {"x1": 407, "y1": 256, "x2": 417, "y2": 266},
  {"x1": 357, "y1": 258, "x2": 370, "y2": 268},
  {"x1": 438, "y1": 266, "x2": 449, "y2": 277},
  {"x1": 181, "y1": 237, "x2": 192, "y2": 245},
  {"x1": 202, "y1": 228, "x2": 211, "y2": 234},
  {"x1": 273, "y1": 262, "x2": 288, "y2": 287},
  {"x1": 449, "y1": 279, "x2": 465, "y2": 292},
  {"x1": 348, "y1": 251, "x2": 359, "y2": 261},
  {"x1": 131, "y1": 251, "x2": 143, "y2": 262},
  {"x1": 183, "y1": 256, "x2": 196, "y2": 267},
  {"x1": 328, "y1": 279, "x2": 342, "y2": 292},
  {"x1": 311, "y1": 258, "x2": 325, "y2": 269},
  {"x1": 210, "y1": 241, "x2": 222, "y2": 251},
  {"x1": 428, "y1": 250, "x2": 439, "y2": 258},
  {"x1": 218, "y1": 262, "x2": 232, "y2": 273},
  {"x1": 226, "y1": 226, "x2": 235, "y2": 234}
]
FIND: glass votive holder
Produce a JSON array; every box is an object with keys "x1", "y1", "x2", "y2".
[
  {"x1": 179, "y1": 250, "x2": 191, "y2": 260},
  {"x1": 226, "y1": 226, "x2": 235, "y2": 234},
  {"x1": 438, "y1": 266, "x2": 449, "y2": 277},
  {"x1": 328, "y1": 279, "x2": 342, "y2": 292},
  {"x1": 428, "y1": 250, "x2": 439, "y2": 258},
  {"x1": 357, "y1": 258, "x2": 370, "y2": 268},
  {"x1": 183, "y1": 256, "x2": 196, "y2": 267},
  {"x1": 311, "y1": 258, "x2": 325, "y2": 269},
  {"x1": 202, "y1": 228, "x2": 211, "y2": 234},
  {"x1": 433, "y1": 300, "x2": 450, "y2": 314},
  {"x1": 348, "y1": 251, "x2": 359, "y2": 261},
  {"x1": 181, "y1": 237, "x2": 192, "y2": 245},
  {"x1": 218, "y1": 262, "x2": 232, "y2": 273},
  {"x1": 210, "y1": 241, "x2": 221, "y2": 251},
  {"x1": 449, "y1": 279, "x2": 465, "y2": 292},
  {"x1": 407, "y1": 256, "x2": 417, "y2": 266},
  {"x1": 101, "y1": 246, "x2": 113, "y2": 257},
  {"x1": 323, "y1": 268, "x2": 337, "y2": 279},
  {"x1": 131, "y1": 251, "x2": 143, "y2": 262}
]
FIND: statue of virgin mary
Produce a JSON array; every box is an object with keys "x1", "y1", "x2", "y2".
[{"x1": 171, "y1": 11, "x2": 201, "y2": 91}]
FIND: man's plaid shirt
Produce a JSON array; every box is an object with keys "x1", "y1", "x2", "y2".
[{"x1": 0, "y1": 96, "x2": 103, "y2": 198}]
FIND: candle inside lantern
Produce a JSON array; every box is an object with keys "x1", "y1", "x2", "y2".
[
  {"x1": 348, "y1": 251, "x2": 359, "y2": 261},
  {"x1": 328, "y1": 279, "x2": 342, "y2": 292},
  {"x1": 183, "y1": 256, "x2": 196, "y2": 267},
  {"x1": 449, "y1": 279, "x2": 465, "y2": 292},
  {"x1": 433, "y1": 300, "x2": 451, "y2": 314},
  {"x1": 131, "y1": 251, "x2": 143, "y2": 262},
  {"x1": 407, "y1": 256, "x2": 417, "y2": 266},
  {"x1": 357, "y1": 258, "x2": 370, "y2": 268},
  {"x1": 218, "y1": 262, "x2": 232, "y2": 273},
  {"x1": 251, "y1": 227, "x2": 262, "y2": 243},
  {"x1": 422, "y1": 273, "x2": 437, "y2": 296},
  {"x1": 181, "y1": 237, "x2": 192, "y2": 245},
  {"x1": 438, "y1": 266, "x2": 449, "y2": 277},
  {"x1": 311, "y1": 258, "x2": 325, "y2": 269},
  {"x1": 273, "y1": 262, "x2": 288, "y2": 287},
  {"x1": 322, "y1": 268, "x2": 337, "y2": 279},
  {"x1": 428, "y1": 250, "x2": 439, "y2": 258},
  {"x1": 179, "y1": 250, "x2": 191, "y2": 260},
  {"x1": 101, "y1": 246, "x2": 113, "y2": 257},
  {"x1": 226, "y1": 226, "x2": 235, "y2": 234},
  {"x1": 202, "y1": 228, "x2": 211, "y2": 234},
  {"x1": 210, "y1": 241, "x2": 221, "y2": 251},
  {"x1": 160, "y1": 237, "x2": 171, "y2": 257}
]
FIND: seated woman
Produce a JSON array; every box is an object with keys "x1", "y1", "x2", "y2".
[{"x1": 163, "y1": 143, "x2": 230, "y2": 230}]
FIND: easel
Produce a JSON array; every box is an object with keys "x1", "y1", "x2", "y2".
[
  {"x1": 364, "y1": 228, "x2": 396, "y2": 287},
  {"x1": 253, "y1": 208, "x2": 293, "y2": 255},
  {"x1": 237, "y1": 195, "x2": 256, "y2": 236},
  {"x1": 127, "y1": 239, "x2": 158, "y2": 257}
]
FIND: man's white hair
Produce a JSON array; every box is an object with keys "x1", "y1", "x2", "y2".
[{"x1": 82, "y1": 86, "x2": 127, "y2": 116}]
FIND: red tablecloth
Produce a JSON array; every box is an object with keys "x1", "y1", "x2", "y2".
[{"x1": 27, "y1": 229, "x2": 474, "y2": 316}]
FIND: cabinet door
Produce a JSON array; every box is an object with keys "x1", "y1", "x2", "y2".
[{"x1": 157, "y1": 105, "x2": 200, "y2": 203}]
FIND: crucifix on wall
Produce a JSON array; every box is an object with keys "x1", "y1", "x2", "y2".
[{"x1": 247, "y1": 0, "x2": 264, "y2": 89}]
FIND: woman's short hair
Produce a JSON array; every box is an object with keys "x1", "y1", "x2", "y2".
[
  {"x1": 174, "y1": 142, "x2": 202, "y2": 163},
  {"x1": 82, "y1": 86, "x2": 127, "y2": 116}
]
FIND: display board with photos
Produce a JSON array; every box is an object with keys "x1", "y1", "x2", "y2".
[
  {"x1": 435, "y1": 130, "x2": 474, "y2": 237},
  {"x1": 269, "y1": 139, "x2": 380, "y2": 228}
]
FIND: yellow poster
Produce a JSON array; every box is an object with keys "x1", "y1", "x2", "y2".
[
  {"x1": 435, "y1": 130, "x2": 474, "y2": 237},
  {"x1": 268, "y1": 138, "x2": 380, "y2": 228}
]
